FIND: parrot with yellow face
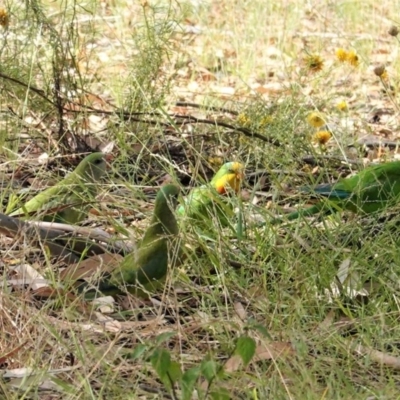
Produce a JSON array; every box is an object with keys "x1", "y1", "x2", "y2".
[{"x1": 177, "y1": 162, "x2": 244, "y2": 228}]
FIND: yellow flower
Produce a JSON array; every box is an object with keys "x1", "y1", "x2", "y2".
[
  {"x1": 336, "y1": 100, "x2": 348, "y2": 112},
  {"x1": 380, "y1": 70, "x2": 389, "y2": 81},
  {"x1": 237, "y1": 113, "x2": 251, "y2": 127},
  {"x1": 259, "y1": 115, "x2": 274, "y2": 127},
  {"x1": 208, "y1": 157, "x2": 223, "y2": 167},
  {"x1": 307, "y1": 112, "x2": 326, "y2": 128},
  {"x1": 312, "y1": 131, "x2": 332, "y2": 145},
  {"x1": 336, "y1": 48, "x2": 359, "y2": 67},
  {"x1": 304, "y1": 54, "x2": 324, "y2": 72},
  {"x1": 0, "y1": 9, "x2": 9, "y2": 28},
  {"x1": 336, "y1": 48, "x2": 348, "y2": 62},
  {"x1": 347, "y1": 50, "x2": 359, "y2": 67}
]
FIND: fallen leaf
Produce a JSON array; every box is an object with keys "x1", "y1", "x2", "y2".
[
  {"x1": 93, "y1": 296, "x2": 115, "y2": 313},
  {"x1": 352, "y1": 341, "x2": 400, "y2": 369},
  {"x1": 317, "y1": 309, "x2": 336, "y2": 332},
  {"x1": 60, "y1": 253, "x2": 123, "y2": 281},
  {"x1": 0, "y1": 341, "x2": 27, "y2": 364},
  {"x1": 31, "y1": 286, "x2": 76, "y2": 300},
  {"x1": 94, "y1": 312, "x2": 121, "y2": 332},
  {"x1": 11, "y1": 264, "x2": 48, "y2": 290},
  {"x1": 225, "y1": 355, "x2": 243, "y2": 372},
  {"x1": 100, "y1": 141, "x2": 114, "y2": 154},
  {"x1": 234, "y1": 302, "x2": 247, "y2": 321},
  {"x1": 254, "y1": 342, "x2": 295, "y2": 361}
]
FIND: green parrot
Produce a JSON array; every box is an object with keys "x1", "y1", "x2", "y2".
[
  {"x1": 284, "y1": 160, "x2": 400, "y2": 221},
  {"x1": 177, "y1": 162, "x2": 244, "y2": 227},
  {"x1": 75, "y1": 184, "x2": 182, "y2": 299},
  {"x1": 8, "y1": 152, "x2": 107, "y2": 224}
]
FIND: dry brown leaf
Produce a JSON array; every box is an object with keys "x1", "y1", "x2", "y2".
[
  {"x1": 233, "y1": 302, "x2": 247, "y2": 321},
  {"x1": 225, "y1": 354, "x2": 243, "y2": 372},
  {"x1": 254, "y1": 342, "x2": 295, "y2": 361},
  {"x1": 196, "y1": 68, "x2": 217, "y2": 82},
  {"x1": 352, "y1": 342, "x2": 400, "y2": 369},
  {"x1": 31, "y1": 287, "x2": 76, "y2": 300},
  {"x1": 60, "y1": 253, "x2": 123, "y2": 281},
  {"x1": 94, "y1": 312, "x2": 121, "y2": 332},
  {"x1": 0, "y1": 341, "x2": 27, "y2": 364},
  {"x1": 317, "y1": 309, "x2": 336, "y2": 332},
  {"x1": 225, "y1": 341, "x2": 295, "y2": 373}
]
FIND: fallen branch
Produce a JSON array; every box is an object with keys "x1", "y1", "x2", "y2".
[
  {"x1": 0, "y1": 214, "x2": 133, "y2": 264},
  {"x1": 0, "y1": 213, "x2": 80, "y2": 263},
  {"x1": 29, "y1": 221, "x2": 134, "y2": 254}
]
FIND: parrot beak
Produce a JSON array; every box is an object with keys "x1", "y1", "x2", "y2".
[{"x1": 233, "y1": 169, "x2": 244, "y2": 192}]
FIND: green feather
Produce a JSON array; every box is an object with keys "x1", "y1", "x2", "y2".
[
  {"x1": 285, "y1": 161, "x2": 400, "y2": 221},
  {"x1": 177, "y1": 162, "x2": 243, "y2": 228},
  {"x1": 76, "y1": 184, "x2": 182, "y2": 299},
  {"x1": 8, "y1": 153, "x2": 106, "y2": 224}
]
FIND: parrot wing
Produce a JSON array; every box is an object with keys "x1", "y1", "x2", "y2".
[
  {"x1": 282, "y1": 161, "x2": 400, "y2": 222},
  {"x1": 9, "y1": 153, "x2": 106, "y2": 223}
]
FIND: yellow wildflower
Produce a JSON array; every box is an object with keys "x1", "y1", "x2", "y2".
[
  {"x1": 336, "y1": 100, "x2": 348, "y2": 112},
  {"x1": 312, "y1": 131, "x2": 332, "y2": 145},
  {"x1": 307, "y1": 112, "x2": 326, "y2": 128},
  {"x1": 347, "y1": 50, "x2": 359, "y2": 67},
  {"x1": 380, "y1": 70, "x2": 389, "y2": 80},
  {"x1": 0, "y1": 9, "x2": 8, "y2": 28},
  {"x1": 259, "y1": 115, "x2": 274, "y2": 127},
  {"x1": 237, "y1": 113, "x2": 251, "y2": 127},
  {"x1": 336, "y1": 48, "x2": 348, "y2": 62},
  {"x1": 304, "y1": 54, "x2": 324, "y2": 72},
  {"x1": 208, "y1": 157, "x2": 223, "y2": 167}
]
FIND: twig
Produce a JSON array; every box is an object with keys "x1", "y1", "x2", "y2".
[
  {"x1": 175, "y1": 101, "x2": 239, "y2": 116},
  {"x1": 301, "y1": 155, "x2": 363, "y2": 167},
  {"x1": 28, "y1": 221, "x2": 134, "y2": 254},
  {"x1": 173, "y1": 115, "x2": 280, "y2": 145},
  {"x1": 355, "y1": 140, "x2": 400, "y2": 150},
  {"x1": 0, "y1": 214, "x2": 134, "y2": 263},
  {"x1": 247, "y1": 169, "x2": 310, "y2": 179},
  {"x1": 0, "y1": 71, "x2": 54, "y2": 106},
  {"x1": 0, "y1": 213, "x2": 80, "y2": 263},
  {"x1": 0, "y1": 70, "x2": 280, "y2": 147}
]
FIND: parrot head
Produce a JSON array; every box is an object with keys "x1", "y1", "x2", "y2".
[
  {"x1": 157, "y1": 184, "x2": 180, "y2": 207},
  {"x1": 212, "y1": 162, "x2": 244, "y2": 195},
  {"x1": 77, "y1": 152, "x2": 107, "y2": 182}
]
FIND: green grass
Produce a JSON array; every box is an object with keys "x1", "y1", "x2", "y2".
[{"x1": 1, "y1": 0, "x2": 400, "y2": 399}]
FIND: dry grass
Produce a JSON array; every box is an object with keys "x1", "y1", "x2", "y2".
[{"x1": 1, "y1": 0, "x2": 400, "y2": 399}]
